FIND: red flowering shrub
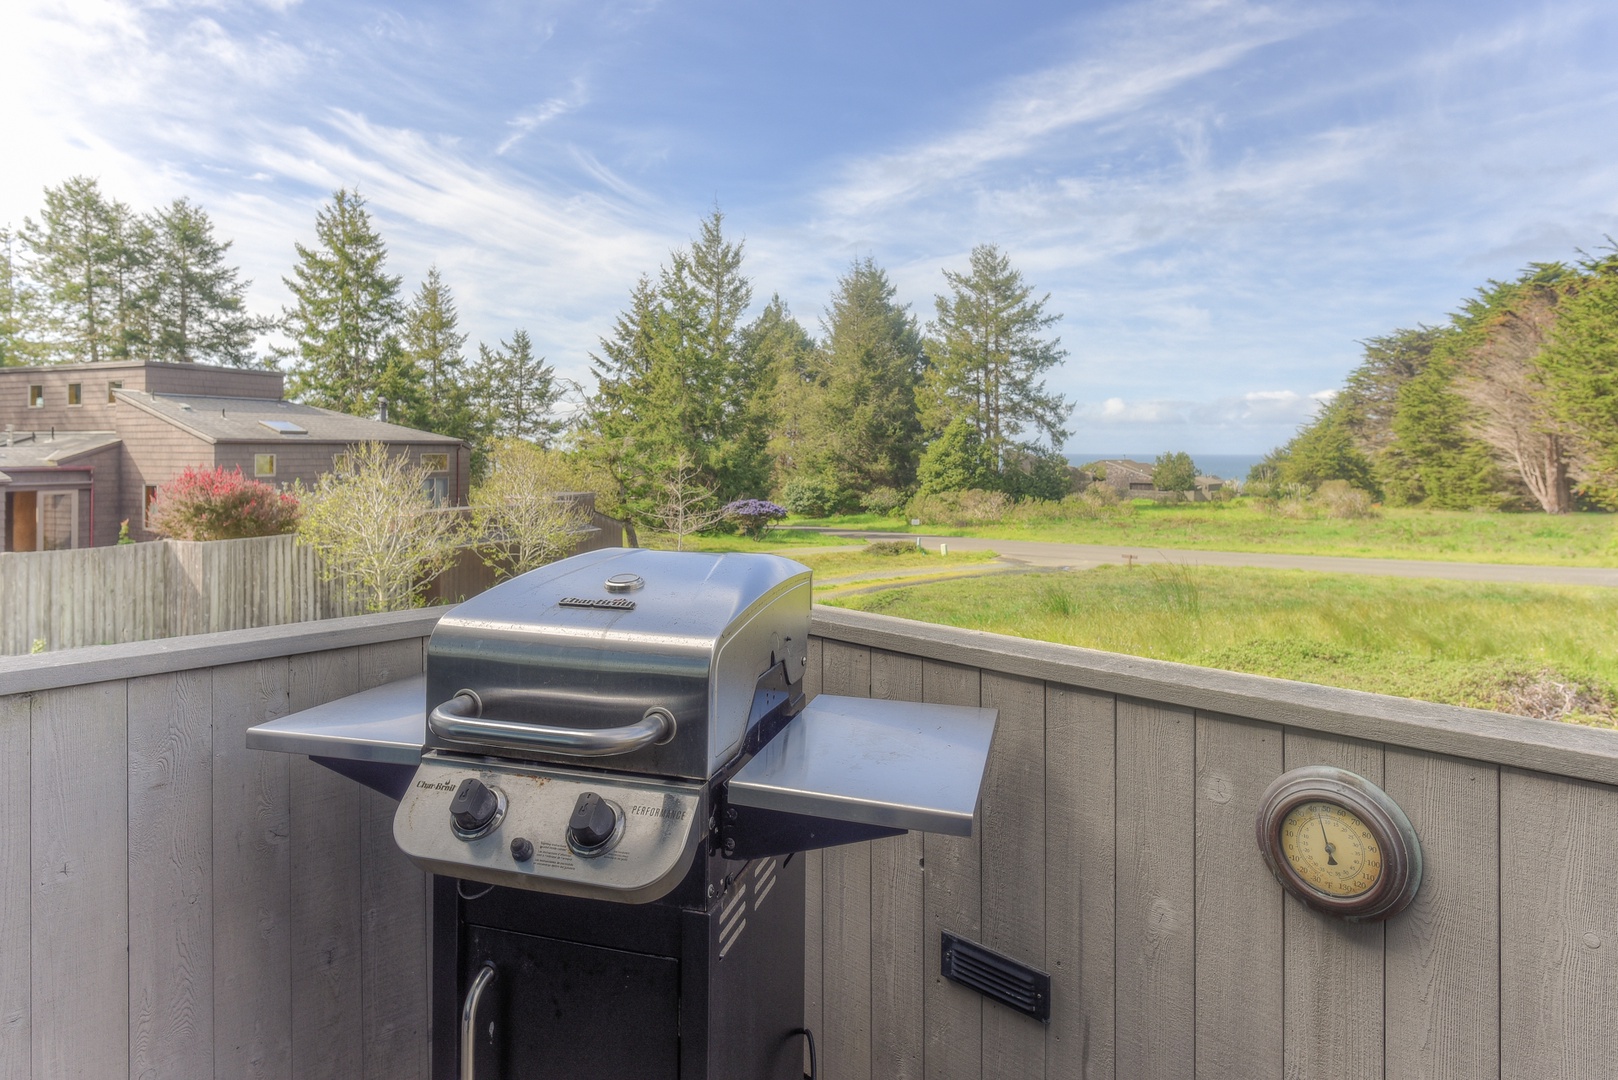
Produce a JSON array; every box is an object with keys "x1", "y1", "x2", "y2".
[{"x1": 146, "y1": 466, "x2": 300, "y2": 541}]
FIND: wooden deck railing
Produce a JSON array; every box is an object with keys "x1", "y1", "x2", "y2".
[{"x1": 3, "y1": 604, "x2": 1617, "y2": 1078}]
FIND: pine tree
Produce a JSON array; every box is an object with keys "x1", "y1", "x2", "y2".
[
  {"x1": 0, "y1": 227, "x2": 43, "y2": 366},
  {"x1": 476, "y1": 329, "x2": 563, "y2": 446},
  {"x1": 580, "y1": 209, "x2": 763, "y2": 519},
  {"x1": 19, "y1": 176, "x2": 141, "y2": 363},
  {"x1": 277, "y1": 189, "x2": 407, "y2": 415},
  {"x1": 401, "y1": 267, "x2": 476, "y2": 439},
  {"x1": 746, "y1": 295, "x2": 819, "y2": 484},
  {"x1": 804, "y1": 258, "x2": 924, "y2": 500},
  {"x1": 924, "y1": 244, "x2": 1071, "y2": 468},
  {"x1": 147, "y1": 198, "x2": 264, "y2": 366}
]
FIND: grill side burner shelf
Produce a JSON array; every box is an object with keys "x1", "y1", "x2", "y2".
[{"x1": 248, "y1": 548, "x2": 997, "y2": 1080}]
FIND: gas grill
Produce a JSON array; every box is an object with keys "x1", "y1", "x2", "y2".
[{"x1": 249, "y1": 547, "x2": 998, "y2": 1080}]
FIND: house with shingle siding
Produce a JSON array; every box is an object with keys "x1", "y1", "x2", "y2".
[{"x1": 0, "y1": 359, "x2": 468, "y2": 550}]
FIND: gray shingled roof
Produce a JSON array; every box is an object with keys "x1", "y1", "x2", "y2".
[
  {"x1": 0, "y1": 431, "x2": 123, "y2": 467},
  {"x1": 118, "y1": 392, "x2": 462, "y2": 446}
]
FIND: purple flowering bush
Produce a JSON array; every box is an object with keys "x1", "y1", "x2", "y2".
[{"x1": 723, "y1": 498, "x2": 788, "y2": 539}]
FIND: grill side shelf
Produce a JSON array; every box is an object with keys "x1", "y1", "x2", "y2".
[{"x1": 723, "y1": 694, "x2": 998, "y2": 836}]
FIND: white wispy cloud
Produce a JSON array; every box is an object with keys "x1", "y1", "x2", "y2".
[
  {"x1": 497, "y1": 81, "x2": 590, "y2": 156},
  {"x1": 816, "y1": 0, "x2": 1331, "y2": 221}
]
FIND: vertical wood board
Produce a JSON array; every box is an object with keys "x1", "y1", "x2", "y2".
[
  {"x1": 1045, "y1": 684, "x2": 1115, "y2": 1080},
  {"x1": 1194, "y1": 713, "x2": 1284, "y2": 1080},
  {"x1": 1114, "y1": 697, "x2": 1196, "y2": 1080},
  {"x1": 978, "y1": 671, "x2": 1048, "y2": 1078},
  {"x1": 921, "y1": 659, "x2": 983, "y2": 1080},
  {"x1": 870, "y1": 650, "x2": 926, "y2": 1080},
  {"x1": 357, "y1": 639, "x2": 430, "y2": 1080},
  {"x1": 1500, "y1": 768, "x2": 1618, "y2": 1079},
  {"x1": 0, "y1": 694, "x2": 30, "y2": 1078},
  {"x1": 128, "y1": 668, "x2": 215, "y2": 1080},
  {"x1": 31, "y1": 680, "x2": 129, "y2": 1080},
  {"x1": 820, "y1": 639, "x2": 874, "y2": 1080},
  {"x1": 1383, "y1": 750, "x2": 1500, "y2": 1080},
  {"x1": 288, "y1": 649, "x2": 364, "y2": 1080},
  {"x1": 212, "y1": 657, "x2": 293, "y2": 1080}
]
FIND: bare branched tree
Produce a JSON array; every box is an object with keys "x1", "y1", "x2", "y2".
[
  {"x1": 296, "y1": 442, "x2": 462, "y2": 611},
  {"x1": 651, "y1": 449, "x2": 728, "y2": 550},
  {"x1": 471, "y1": 439, "x2": 590, "y2": 579},
  {"x1": 1455, "y1": 289, "x2": 1577, "y2": 513}
]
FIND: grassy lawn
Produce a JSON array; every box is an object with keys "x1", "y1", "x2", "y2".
[
  {"x1": 659, "y1": 533, "x2": 1000, "y2": 580},
  {"x1": 822, "y1": 564, "x2": 1618, "y2": 725},
  {"x1": 644, "y1": 529, "x2": 855, "y2": 553},
  {"x1": 790, "y1": 502, "x2": 1618, "y2": 566}
]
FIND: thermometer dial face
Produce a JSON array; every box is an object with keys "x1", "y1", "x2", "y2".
[
  {"x1": 1279, "y1": 800, "x2": 1383, "y2": 898},
  {"x1": 1255, "y1": 766, "x2": 1422, "y2": 922}
]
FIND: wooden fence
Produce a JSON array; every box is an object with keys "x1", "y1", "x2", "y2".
[
  {"x1": 3, "y1": 605, "x2": 1618, "y2": 1078},
  {"x1": 0, "y1": 499, "x2": 625, "y2": 655}
]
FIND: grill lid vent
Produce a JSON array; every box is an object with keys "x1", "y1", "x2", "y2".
[{"x1": 940, "y1": 930, "x2": 1050, "y2": 1023}]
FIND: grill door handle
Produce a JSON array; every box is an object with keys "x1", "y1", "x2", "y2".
[
  {"x1": 430, "y1": 693, "x2": 677, "y2": 757},
  {"x1": 461, "y1": 961, "x2": 498, "y2": 1080}
]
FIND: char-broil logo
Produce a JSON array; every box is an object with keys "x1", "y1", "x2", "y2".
[
  {"x1": 559, "y1": 596, "x2": 636, "y2": 610},
  {"x1": 416, "y1": 780, "x2": 457, "y2": 792}
]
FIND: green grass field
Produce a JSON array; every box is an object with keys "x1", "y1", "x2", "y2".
[
  {"x1": 822, "y1": 564, "x2": 1618, "y2": 725},
  {"x1": 790, "y1": 502, "x2": 1618, "y2": 566}
]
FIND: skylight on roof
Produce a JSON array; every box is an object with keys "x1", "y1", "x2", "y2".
[{"x1": 259, "y1": 419, "x2": 308, "y2": 435}]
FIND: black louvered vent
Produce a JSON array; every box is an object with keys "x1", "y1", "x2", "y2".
[{"x1": 940, "y1": 930, "x2": 1051, "y2": 1023}]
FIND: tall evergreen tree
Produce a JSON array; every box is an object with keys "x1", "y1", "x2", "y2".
[
  {"x1": 19, "y1": 176, "x2": 135, "y2": 363},
  {"x1": 277, "y1": 189, "x2": 407, "y2": 415},
  {"x1": 924, "y1": 244, "x2": 1071, "y2": 468},
  {"x1": 401, "y1": 267, "x2": 476, "y2": 439},
  {"x1": 146, "y1": 198, "x2": 264, "y2": 366},
  {"x1": 746, "y1": 295, "x2": 819, "y2": 483},
  {"x1": 806, "y1": 258, "x2": 925, "y2": 498},
  {"x1": 0, "y1": 227, "x2": 40, "y2": 366},
  {"x1": 476, "y1": 329, "x2": 563, "y2": 446},
  {"x1": 581, "y1": 209, "x2": 763, "y2": 517}
]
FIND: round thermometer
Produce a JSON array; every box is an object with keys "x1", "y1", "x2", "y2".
[{"x1": 1255, "y1": 766, "x2": 1421, "y2": 922}]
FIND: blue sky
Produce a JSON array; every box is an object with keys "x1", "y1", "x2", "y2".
[{"x1": 4, "y1": 0, "x2": 1617, "y2": 454}]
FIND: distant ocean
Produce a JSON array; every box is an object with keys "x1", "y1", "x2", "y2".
[{"x1": 1065, "y1": 452, "x2": 1265, "y2": 482}]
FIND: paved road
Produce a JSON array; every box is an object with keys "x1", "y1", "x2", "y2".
[{"x1": 796, "y1": 529, "x2": 1618, "y2": 588}]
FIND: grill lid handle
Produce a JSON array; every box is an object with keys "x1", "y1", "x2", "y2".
[{"x1": 429, "y1": 692, "x2": 678, "y2": 757}]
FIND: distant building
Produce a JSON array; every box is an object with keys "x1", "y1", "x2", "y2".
[
  {"x1": 0, "y1": 359, "x2": 468, "y2": 551},
  {"x1": 1077, "y1": 458, "x2": 1229, "y2": 501}
]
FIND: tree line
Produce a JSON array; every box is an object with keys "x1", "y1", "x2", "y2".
[
  {"x1": 580, "y1": 211, "x2": 1072, "y2": 523},
  {"x1": 1, "y1": 178, "x2": 564, "y2": 473},
  {"x1": 6, "y1": 181, "x2": 1075, "y2": 526},
  {"x1": 1261, "y1": 249, "x2": 1618, "y2": 512}
]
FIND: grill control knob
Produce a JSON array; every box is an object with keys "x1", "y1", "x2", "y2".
[
  {"x1": 450, "y1": 778, "x2": 501, "y2": 835},
  {"x1": 567, "y1": 792, "x2": 619, "y2": 850}
]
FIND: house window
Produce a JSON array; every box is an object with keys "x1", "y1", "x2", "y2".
[
  {"x1": 254, "y1": 454, "x2": 276, "y2": 478},
  {"x1": 28, "y1": 385, "x2": 43, "y2": 408},
  {"x1": 422, "y1": 452, "x2": 449, "y2": 472},
  {"x1": 423, "y1": 476, "x2": 451, "y2": 507},
  {"x1": 67, "y1": 383, "x2": 82, "y2": 406},
  {"x1": 107, "y1": 380, "x2": 123, "y2": 403},
  {"x1": 144, "y1": 485, "x2": 159, "y2": 528},
  {"x1": 38, "y1": 491, "x2": 77, "y2": 551}
]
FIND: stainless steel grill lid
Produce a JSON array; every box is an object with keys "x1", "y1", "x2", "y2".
[{"x1": 424, "y1": 547, "x2": 812, "y2": 781}]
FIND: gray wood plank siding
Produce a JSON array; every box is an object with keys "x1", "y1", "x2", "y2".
[
  {"x1": 5, "y1": 605, "x2": 1618, "y2": 1078},
  {"x1": 1, "y1": 620, "x2": 434, "y2": 1080},
  {"x1": 805, "y1": 606, "x2": 1618, "y2": 1080}
]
